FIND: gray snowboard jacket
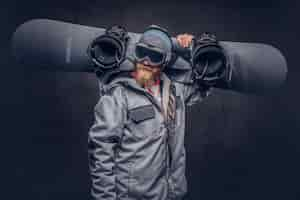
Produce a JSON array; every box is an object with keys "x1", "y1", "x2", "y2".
[{"x1": 88, "y1": 55, "x2": 210, "y2": 200}]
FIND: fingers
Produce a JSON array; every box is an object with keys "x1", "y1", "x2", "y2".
[{"x1": 176, "y1": 33, "x2": 194, "y2": 48}]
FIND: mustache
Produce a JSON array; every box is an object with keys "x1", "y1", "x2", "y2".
[{"x1": 134, "y1": 65, "x2": 161, "y2": 87}]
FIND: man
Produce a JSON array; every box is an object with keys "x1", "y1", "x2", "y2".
[{"x1": 88, "y1": 25, "x2": 210, "y2": 200}]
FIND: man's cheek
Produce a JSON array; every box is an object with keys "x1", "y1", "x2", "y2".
[
  {"x1": 136, "y1": 70, "x2": 145, "y2": 79},
  {"x1": 138, "y1": 70, "x2": 150, "y2": 78}
]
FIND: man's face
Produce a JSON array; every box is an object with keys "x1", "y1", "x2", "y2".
[{"x1": 134, "y1": 60, "x2": 161, "y2": 87}]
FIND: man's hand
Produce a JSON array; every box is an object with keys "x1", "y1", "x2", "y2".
[{"x1": 176, "y1": 33, "x2": 194, "y2": 48}]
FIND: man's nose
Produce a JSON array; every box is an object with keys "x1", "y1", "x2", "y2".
[{"x1": 143, "y1": 60, "x2": 150, "y2": 66}]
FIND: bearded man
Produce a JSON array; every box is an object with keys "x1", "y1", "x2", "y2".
[{"x1": 88, "y1": 25, "x2": 210, "y2": 200}]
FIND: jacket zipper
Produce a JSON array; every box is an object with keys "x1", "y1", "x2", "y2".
[{"x1": 119, "y1": 81, "x2": 172, "y2": 196}]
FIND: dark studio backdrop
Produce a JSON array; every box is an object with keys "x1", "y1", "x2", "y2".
[{"x1": 1, "y1": 0, "x2": 299, "y2": 199}]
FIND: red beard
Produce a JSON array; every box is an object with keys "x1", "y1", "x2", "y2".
[{"x1": 132, "y1": 63, "x2": 161, "y2": 88}]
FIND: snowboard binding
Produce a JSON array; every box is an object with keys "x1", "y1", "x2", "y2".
[
  {"x1": 87, "y1": 25, "x2": 130, "y2": 74},
  {"x1": 190, "y1": 32, "x2": 230, "y2": 89}
]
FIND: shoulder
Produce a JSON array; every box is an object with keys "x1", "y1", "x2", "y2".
[
  {"x1": 95, "y1": 82, "x2": 128, "y2": 109},
  {"x1": 102, "y1": 83, "x2": 125, "y2": 96}
]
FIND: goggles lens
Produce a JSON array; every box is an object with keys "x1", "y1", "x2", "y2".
[{"x1": 135, "y1": 44, "x2": 166, "y2": 65}]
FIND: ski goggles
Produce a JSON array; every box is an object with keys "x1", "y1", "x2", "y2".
[{"x1": 134, "y1": 43, "x2": 167, "y2": 67}]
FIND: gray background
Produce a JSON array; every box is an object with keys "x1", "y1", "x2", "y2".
[{"x1": 1, "y1": 0, "x2": 299, "y2": 199}]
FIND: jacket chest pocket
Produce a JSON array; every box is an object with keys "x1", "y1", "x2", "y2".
[{"x1": 127, "y1": 104, "x2": 161, "y2": 139}]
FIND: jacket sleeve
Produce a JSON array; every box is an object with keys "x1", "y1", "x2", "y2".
[
  {"x1": 172, "y1": 39, "x2": 211, "y2": 106},
  {"x1": 183, "y1": 79, "x2": 211, "y2": 106},
  {"x1": 88, "y1": 86, "x2": 127, "y2": 200},
  {"x1": 174, "y1": 52, "x2": 211, "y2": 106}
]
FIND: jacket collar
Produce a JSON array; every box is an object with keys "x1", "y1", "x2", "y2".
[{"x1": 107, "y1": 72, "x2": 171, "y2": 115}]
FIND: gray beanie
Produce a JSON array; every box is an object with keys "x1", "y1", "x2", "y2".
[{"x1": 137, "y1": 25, "x2": 173, "y2": 66}]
